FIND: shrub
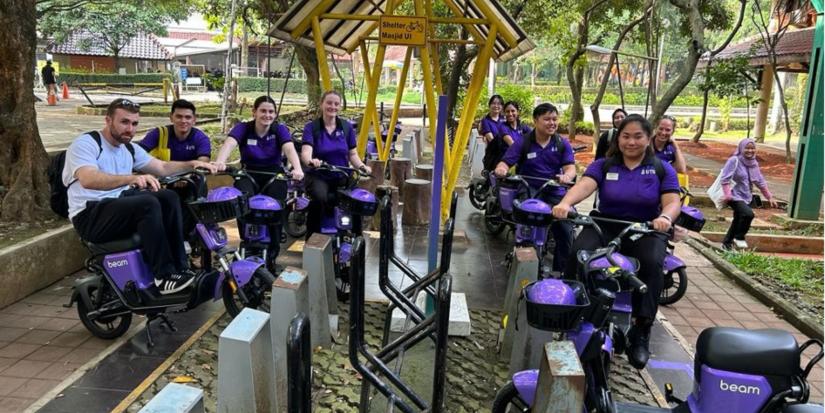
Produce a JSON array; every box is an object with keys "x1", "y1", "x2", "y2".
[{"x1": 59, "y1": 72, "x2": 172, "y2": 86}]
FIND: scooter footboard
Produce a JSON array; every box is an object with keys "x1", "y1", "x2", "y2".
[
  {"x1": 188, "y1": 270, "x2": 221, "y2": 308},
  {"x1": 615, "y1": 402, "x2": 677, "y2": 412}
]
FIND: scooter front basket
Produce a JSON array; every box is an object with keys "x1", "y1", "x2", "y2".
[
  {"x1": 675, "y1": 206, "x2": 705, "y2": 232},
  {"x1": 340, "y1": 188, "x2": 378, "y2": 216},
  {"x1": 188, "y1": 195, "x2": 249, "y2": 224},
  {"x1": 523, "y1": 279, "x2": 590, "y2": 332}
]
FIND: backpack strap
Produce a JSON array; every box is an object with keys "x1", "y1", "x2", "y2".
[
  {"x1": 86, "y1": 130, "x2": 135, "y2": 163},
  {"x1": 517, "y1": 129, "x2": 534, "y2": 165}
]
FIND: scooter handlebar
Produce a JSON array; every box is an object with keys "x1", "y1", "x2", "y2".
[{"x1": 626, "y1": 274, "x2": 648, "y2": 294}]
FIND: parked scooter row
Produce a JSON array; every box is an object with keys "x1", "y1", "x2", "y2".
[{"x1": 493, "y1": 213, "x2": 823, "y2": 413}]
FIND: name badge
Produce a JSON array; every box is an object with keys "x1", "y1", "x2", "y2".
[
  {"x1": 248, "y1": 139, "x2": 258, "y2": 146},
  {"x1": 606, "y1": 172, "x2": 619, "y2": 181},
  {"x1": 526, "y1": 152, "x2": 537, "y2": 159}
]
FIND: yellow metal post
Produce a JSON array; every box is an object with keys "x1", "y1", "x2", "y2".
[
  {"x1": 357, "y1": 44, "x2": 388, "y2": 159},
  {"x1": 424, "y1": 0, "x2": 444, "y2": 95},
  {"x1": 383, "y1": 47, "x2": 413, "y2": 160},
  {"x1": 311, "y1": 17, "x2": 332, "y2": 91},
  {"x1": 358, "y1": 42, "x2": 384, "y2": 157},
  {"x1": 442, "y1": 25, "x2": 497, "y2": 220}
]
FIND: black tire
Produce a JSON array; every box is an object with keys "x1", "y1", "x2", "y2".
[
  {"x1": 77, "y1": 282, "x2": 132, "y2": 340},
  {"x1": 334, "y1": 260, "x2": 351, "y2": 302},
  {"x1": 468, "y1": 182, "x2": 488, "y2": 210},
  {"x1": 286, "y1": 209, "x2": 308, "y2": 238},
  {"x1": 484, "y1": 200, "x2": 506, "y2": 235},
  {"x1": 223, "y1": 267, "x2": 276, "y2": 317},
  {"x1": 491, "y1": 381, "x2": 531, "y2": 413},
  {"x1": 659, "y1": 268, "x2": 688, "y2": 306}
]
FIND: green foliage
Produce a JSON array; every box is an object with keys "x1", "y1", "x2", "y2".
[
  {"x1": 39, "y1": 3, "x2": 189, "y2": 59},
  {"x1": 59, "y1": 72, "x2": 172, "y2": 86},
  {"x1": 465, "y1": 83, "x2": 535, "y2": 123},
  {"x1": 559, "y1": 108, "x2": 595, "y2": 135},
  {"x1": 235, "y1": 77, "x2": 344, "y2": 94},
  {"x1": 718, "y1": 97, "x2": 733, "y2": 131},
  {"x1": 720, "y1": 251, "x2": 824, "y2": 300}
]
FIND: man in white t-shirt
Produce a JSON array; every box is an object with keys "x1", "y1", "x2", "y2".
[{"x1": 63, "y1": 98, "x2": 217, "y2": 295}]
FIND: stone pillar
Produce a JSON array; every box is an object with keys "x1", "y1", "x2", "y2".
[
  {"x1": 499, "y1": 247, "x2": 539, "y2": 362},
  {"x1": 302, "y1": 235, "x2": 337, "y2": 342},
  {"x1": 753, "y1": 65, "x2": 774, "y2": 142},
  {"x1": 533, "y1": 341, "x2": 585, "y2": 412},
  {"x1": 140, "y1": 383, "x2": 204, "y2": 413},
  {"x1": 269, "y1": 269, "x2": 310, "y2": 412},
  {"x1": 217, "y1": 308, "x2": 277, "y2": 413},
  {"x1": 402, "y1": 178, "x2": 432, "y2": 226}
]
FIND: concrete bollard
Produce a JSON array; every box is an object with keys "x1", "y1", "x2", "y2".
[
  {"x1": 139, "y1": 383, "x2": 204, "y2": 413},
  {"x1": 402, "y1": 134, "x2": 418, "y2": 165},
  {"x1": 217, "y1": 308, "x2": 277, "y2": 413},
  {"x1": 508, "y1": 296, "x2": 555, "y2": 376},
  {"x1": 303, "y1": 233, "x2": 338, "y2": 338},
  {"x1": 533, "y1": 341, "x2": 585, "y2": 412},
  {"x1": 470, "y1": 130, "x2": 484, "y2": 177},
  {"x1": 269, "y1": 268, "x2": 310, "y2": 412},
  {"x1": 499, "y1": 247, "x2": 539, "y2": 361}
]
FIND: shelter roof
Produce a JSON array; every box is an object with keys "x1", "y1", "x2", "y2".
[
  {"x1": 269, "y1": 0, "x2": 534, "y2": 62},
  {"x1": 50, "y1": 31, "x2": 172, "y2": 60},
  {"x1": 704, "y1": 27, "x2": 815, "y2": 71}
]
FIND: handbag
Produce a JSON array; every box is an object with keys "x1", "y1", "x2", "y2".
[
  {"x1": 707, "y1": 157, "x2": 738, "y2": 210},
  {"x1": 745, "y1": 164, "x2": 763, "y2": 208}
]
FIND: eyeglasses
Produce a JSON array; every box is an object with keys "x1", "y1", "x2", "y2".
[{"x1": 113, "y1": 98, "x2": 140, "y2": 110}]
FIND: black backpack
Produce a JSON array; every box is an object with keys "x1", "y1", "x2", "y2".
[
  {"x1": 517, "y1": 130, "x2": 567, "y2": 166},
  {"x1": 49, "y1": 131, "x2": 135, "y2": 218}
]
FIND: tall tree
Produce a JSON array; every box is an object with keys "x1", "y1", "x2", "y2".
[
  {"x1": 38, "y1": 3, "x2": 186, "y2": 71},
  {"x1": 0, "y1": 0, "x2": 51, "y2": 222}
]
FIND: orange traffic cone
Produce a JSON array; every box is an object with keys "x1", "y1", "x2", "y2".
[
  {"x1": 62, "y1": 82, "x2": 70, "y2": 99},
  {"x1": 47, "y1": 93, "x2": 57, "y2": 106}
]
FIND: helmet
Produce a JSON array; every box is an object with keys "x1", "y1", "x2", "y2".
[
  {"x1": 526, "y1": 279, "x2": 577, "y2": 306},
  {"x1": 207, "y1": 186, "x2": 243, "y2": 202}
]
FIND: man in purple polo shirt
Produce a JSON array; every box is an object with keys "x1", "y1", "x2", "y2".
[{"x1": 494, "y1": 103, "x2": 576, "y2": 273}]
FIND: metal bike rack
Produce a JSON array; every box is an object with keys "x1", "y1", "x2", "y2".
[
  {"x1": 349, "y1": 236, "x2": 453, "y2": 413},
  {"x1": 287, "y1": 313, "x2": 312, "y2": 413}
]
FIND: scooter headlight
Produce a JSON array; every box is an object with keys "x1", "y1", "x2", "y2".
[{"x1": 339, "y1": 215, "x2": 351, "y2": 227}]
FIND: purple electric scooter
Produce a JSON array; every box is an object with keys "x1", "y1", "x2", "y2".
[
  {"x1": 310, "y1": 163, "x2": 377, "y2": 301},
  {"x1": 68, "y1": 171, "x2": 277, "y2": 346},
  {"x1": 493, "y1": 214, "x2": 823, "y2": 413}
]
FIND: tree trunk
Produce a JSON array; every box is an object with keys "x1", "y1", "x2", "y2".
[
  {"x1": 566, "y1": 55, "x2": 585, "y2": 139},
  {"x1": 0, "y1": 0, "x2": 52, "y2": 222},
  {"x1": 294, "y1": 45, "x2": 321, "y2": 111},
  {"x1": 241, "y1": 20, "x2": 249, "y2": 75}
]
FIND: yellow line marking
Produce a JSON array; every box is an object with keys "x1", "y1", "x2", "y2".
[
  {"x1": 288, "y1": 240, "x2": 306, "y2": 252},
  {"x1": 110, "y1": 307, "x2": 226, "y2": 413}
]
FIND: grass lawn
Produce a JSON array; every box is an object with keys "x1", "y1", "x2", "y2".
[{"x1": 674, "y1": 129, "x2": 798, "y2": 146}]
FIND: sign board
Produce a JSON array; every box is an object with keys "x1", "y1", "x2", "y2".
[{"x1": 379, "y1": 16, "x2": 427, "y2": 46}]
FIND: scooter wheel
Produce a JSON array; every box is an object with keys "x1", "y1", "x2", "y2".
[
  {"x1": 285, "y1": 209, "x2": 308, "y2": 238},
  {"x1": 77, "y1": 284, "x2": 132, "y2": 340},
  {"x1": 491, "y1": 381, "x2": 531, "y2": 413},
  {"x1": 223, "y1": 267, "x2": 276, "y2": 317},
  {"x1": 468, "y1": 182, "x2": 488, "y2": 210},
  {"x1": 484, "y1": 201, "x2": 506, "y2": 236},
  {"x1": 659, "y1": 268, "x2": 688, "y2": 306}
]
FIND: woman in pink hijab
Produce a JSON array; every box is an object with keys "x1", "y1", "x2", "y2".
[{"x1": 718, "y1": 138, "x2": 778, "y2": 250}]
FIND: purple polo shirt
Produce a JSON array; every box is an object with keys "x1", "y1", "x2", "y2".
[
  {"x1": 501, "y1": 122, "x2": 532, "y2": 146},
  {"x1": 302, "y1": 119, "x2": 356, "y2": 168},
  {"x1": 654, "y1": 142, "x2": 677, "y2": 164},
  {"x1": 479, "y1": 115, "x2": 504, "y2": 141},
  {"x1": 501, "y1": 133, "x2": 575, "y2": 196},
  {"x1": 228, "y1": 121, "x2": 291, "y2": 169},
  {"x1": 585, "y1": 157, "x2": 680, "y2": 222},
  {"x1": 138, "y1": 126, "x2": 211, "y2": 161}
]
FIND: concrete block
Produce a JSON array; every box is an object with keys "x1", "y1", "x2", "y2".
[
  {"x1": 390, "y1": 291, "x2": 471, "y2": 336},
  {"x1": 0, "y1": 224, "x2": 87, "y2": 309},
  {"x1": 269, "y1": 268, "x2": 309, "y2": 412},
  {"x1": 499, "y1": 247, "x2": 539, "y2": 361},
  {"x1": 508, "y1": 299, "x2": 555, "y2": 377},
  {"x1": 218, "y1": 308, "x2": 277, "y2": 413},
  {"x1": 303, "y1": 234, "x2": 338, "y2": 338},
  {"x1": 470, "y1": 131, "x2": 485, "y2": 177},
  {"x1": 289, "y1": 265, "x2": 329, "y2": 349},
  {"x1": 140, "y1": 383, "x2": 204, "y2": 413},
  {"x1": 533, "y1": 341, "x2": 585, "y2": 412}
]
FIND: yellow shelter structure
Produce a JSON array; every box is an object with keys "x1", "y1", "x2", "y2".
[{"x1": 270, "y1": 0, "x2": 534, "y2": 220}]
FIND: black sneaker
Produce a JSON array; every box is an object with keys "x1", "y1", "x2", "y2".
[
  {"x1": 154, "y1": 271, "x2": 196, "y2": 295},
  {"x1": 627, "y1": 323, "x2": 652, "y2": 369}
]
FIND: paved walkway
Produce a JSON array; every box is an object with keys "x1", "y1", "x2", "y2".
[
  {"x1": 661, "y1": 242, "x2": 824, "y2": 402},
  {"x1": 683, "y1": 152, "x2": 793, "y2": 201}
]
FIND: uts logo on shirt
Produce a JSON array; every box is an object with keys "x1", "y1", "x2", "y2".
[
  {"x1": 640, "y1": 167, "x2": 658, "y2": 175},
  {"x1": 185, "y1": 145, "x2": 196, "y2": 151}
]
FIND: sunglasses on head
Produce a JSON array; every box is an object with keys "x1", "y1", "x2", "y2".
[{"x1": 114, "y1": 99, "x2": 140, "y2": 110}]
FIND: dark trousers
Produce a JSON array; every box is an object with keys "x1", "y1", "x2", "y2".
[
  {"x1": 304, "y1": 173, "x2": 348, "y2": 240},
  {"x1": 723, "y1": 200, "x2": 754, "y2": 245},
  {"x1": 234, "y1": 171, "x2": 287, "y2": 261},
  {"x1": 563, "y1": 221, "x2": 668, "y2": 320},
  {"x1": 537, "y1": 194, "x2": 574, "y2": 272},
  {"x1": 167, "y1": 175, "x2": 207, "y2": 236},
  {"x1": 72, "y1": 190, "x2": 187, "y2": 278}
]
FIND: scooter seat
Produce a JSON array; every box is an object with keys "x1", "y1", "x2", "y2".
[
  {"x1": 696, "y1": 327, "x2": 800, "y2": 379},
  {"x1": 84, "y1": 234, "x2": 142, "y2": 255}
]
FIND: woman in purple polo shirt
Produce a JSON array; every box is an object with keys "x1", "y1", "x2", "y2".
[
  {"x1": 499, "y1": 101, "x2": 533, "y2": 147},
  {"x1": 212, "y1": 95, "x2": 304, "y2": 269},
  {"x1": 552, "y1": 114, "x2": 682, "y2": 370},
  {"x1": 479, "y1": 94, "x2": 506, "y2": 171},
  {"x1": 719, "y1": 138, "x2": 777, "y2": 250},
  {"x1": 652, "y1": 115, "x2": 687, "y2": 174},
  {"x1": 494, "y1": 103, "x2": 575, "y2": 272},
  {"x1": 300, "y1": 91, "x2": 372, "y2": 239}
]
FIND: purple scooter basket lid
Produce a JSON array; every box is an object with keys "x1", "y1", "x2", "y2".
[
  {"x1": 249, "y1": 194, "x2": 282, "y2": 211},
  {"x1": 517, "y1": 199, "x2": 552, "y2": 215},
  {"x1": 526, "y1": 279, "x2": 577, "y2": 305},
  {"x1": 207, "y1": 186, "x2": 243, "y2": 202},
  {"x1": 346, "y1": 188, "x2": 377, "y2": 203},
  {"x1": 590, "y1": 253, "x2": 639, "y2": 273}
]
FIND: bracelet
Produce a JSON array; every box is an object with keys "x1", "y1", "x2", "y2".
[{"x1": 658, "y1": 214, "x2": 672, "y2": 223}]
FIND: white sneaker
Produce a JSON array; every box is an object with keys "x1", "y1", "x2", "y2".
[
  {"x1": 154, "y1": 271, "x2": 195, "y2": 295},
  {"x1": 733, "y1": 239, "x2": 749, "y2": 249}
]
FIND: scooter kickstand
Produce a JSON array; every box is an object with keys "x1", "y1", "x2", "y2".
[
  {"x1": 158, "y1": 314, "x2": 178, "y2": 332},
  {"x1": 145, "y1": 317, "x2": 156, "y2": 348}
]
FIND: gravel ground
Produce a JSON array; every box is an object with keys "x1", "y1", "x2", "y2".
[{"x1": 126, "y1": 303, "x2": 659, "y2": 412}]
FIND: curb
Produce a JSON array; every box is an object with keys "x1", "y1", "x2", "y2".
[{"x1": 685, "y1": 236, "x2": 824, "y2": 340}]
